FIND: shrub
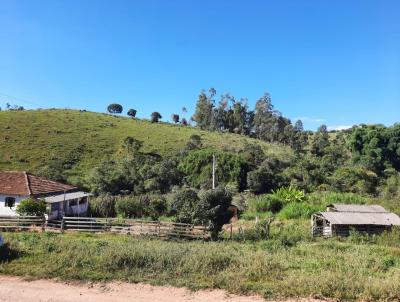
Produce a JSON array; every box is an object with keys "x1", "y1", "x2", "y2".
[
  {"x1": 272, "y1": 185, "x2": 306, "y2": 204},
  {"x1": 89, "y1": 194, "x2": 116, "y2": 217},
  {"x1": 16, "y1": 197, "x2": 47, "y2": 216},
  {"x1": 115, "y1": 196, "x2": 146, "y2": 218},
  {"x1": 248, "y1": 195, "x2": 283, "y2": 214},
  {"x1": 147, "y1": 195, "x2": 168, "y2": 220},
  {"x1": 277, "y1": 202, "x2": 322, "y2": 219},
  {"x1": 197, "y1": 187, "x2": 234, "y2": 239},
  {"x1": 170, "y1": 187, "x2": 200, "y2": 223},
  {"x1": 247, "y1": 157, "x2": 287, "y2": 194}
]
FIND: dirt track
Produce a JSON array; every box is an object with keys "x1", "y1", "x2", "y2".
[{"x1": 0, "y1": 275, "x2": 267, "y2": 302}]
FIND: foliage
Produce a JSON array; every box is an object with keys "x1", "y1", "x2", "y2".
[
  {"x1": 115, "y1": 195, "x2": 143, "y2": 218},
  {"x1": 171, "y1": 114, "x2": 179, "y2": 123},
  {"x1": 272, "y1": 185, "x2": 306, "y2": 204},
  {"x1": 247, "y1": 156, "x2": 288, "y2": 194},
  {"x1": 197, "y1": 187, "x2": 234, "y2": 239},
  {"x1": 170, "y1": 187, "x2": 200, "y2": 223},
  {"x1": 150, "y1": 111, "x2": 162, "y2": 123},
  {"x1": 170, "y1": 186, "x2": 233, "y2": 239},
  {"x1": 179, "y1": 149, "x2": 248, "y2": 191},
  {"x1": 89, "y1": 193, "x2": 116, "y2": 217},
  {"x1": 184, "y1": 134, "x2": 203, "y2": 150},
  {"x1": 348, "y1": 124, "x2": 400, "y2": 175},
  {"x1": 114, "y1": 194, "x2": 168, "y2": 220},
  {"x1": 277, "y1": 203, "x2": 323, "y2": 219},
  {"x1": 16, "y1": 197, "x2": 47, "y2": 216},
  {"x1": 107, "y1": 103, "x2": 123, "y2": 114},
  {"x1": 329, "y1": 165, "x2": 378, "y2": 195},
  {"x1": 127, "y1": 109, "x2": 137, "y2": 118},
  {"x1": 247, "y1": 194, "x2": 283, "y2": 214}
]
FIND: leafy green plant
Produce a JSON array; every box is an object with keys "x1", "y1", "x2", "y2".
[
  {"x1": 16, "y1": 197, "x2": 47, "y2": 216},
  {"x1": 272, "y1": 185, "x2": 306, "y2": 203}
]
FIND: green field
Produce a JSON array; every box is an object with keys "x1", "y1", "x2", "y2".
[
  {"x1": 1, "y1": 230, "x2": 400, "y2": 301},
  {"x1": 0, "y1": 109, "x2": 289, "y2": 178}
]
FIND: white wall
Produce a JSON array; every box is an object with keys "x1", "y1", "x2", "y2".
[{"x1": 0, "y1": 194, "x2": 29, "y2": 216}]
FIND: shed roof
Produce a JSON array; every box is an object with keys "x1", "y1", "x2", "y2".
[
  {"x1": 328, "y1": 204, "x2": 388, "y2": 213},
  {"x1": 317, "y1": 211, "x2": 400, "y2": 226},
  {"x1": 0, "y1": 171, "x2": 76, "y2": 196},
  {"x1": 45, "y1": 191, "x2": 91, "y2": 203}
]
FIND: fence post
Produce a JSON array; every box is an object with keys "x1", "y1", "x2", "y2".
[
  {"x1": 42, "y1": 216, "x2": 46, "y2": 232},
  {"x1": 61, "y1": 218, "x2": 65, "y2": 234},
  {"x1": 230, "y1": 223, "x2": 233, "y2": 240}
]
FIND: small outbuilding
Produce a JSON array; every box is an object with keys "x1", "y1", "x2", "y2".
[
  {"x1": 312, "y1": 204, "x2": 400, "y2": 237},
  {"x1": 0, "y1": 171, "x2": 90, "y2": 220}
]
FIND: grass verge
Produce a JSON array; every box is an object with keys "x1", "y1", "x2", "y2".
[{"x1": 1, "y1": 231, "x2": 400, "y2": 301}]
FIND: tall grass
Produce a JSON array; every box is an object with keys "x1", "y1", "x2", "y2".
[{"x1": 1, "y1": 232, "x2": 400, "y2": 301}]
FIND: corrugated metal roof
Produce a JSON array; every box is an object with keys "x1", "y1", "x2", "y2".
[
  {"x1": 318, "y1": 211, "x2": 400, "y2": 226},
  {"x1": 328, "y1": 204, "x2": 388, "y2": 213},
  {"x1": 44, "y1": 191, "x2": 90, "y2": 204}
]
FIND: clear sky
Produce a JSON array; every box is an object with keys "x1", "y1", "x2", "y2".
[{"x1": 0, "y1": 0, "x2": 399, "y2": 130}]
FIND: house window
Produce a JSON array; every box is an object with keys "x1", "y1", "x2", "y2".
[{"x1": 5, "y1": 197, "x2": 16, "y2": 208}]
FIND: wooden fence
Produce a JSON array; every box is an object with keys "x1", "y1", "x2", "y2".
[{"x1": 0, "y1": 216, "x2": 209, "y2": 240}]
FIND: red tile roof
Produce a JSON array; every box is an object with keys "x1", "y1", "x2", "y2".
[{"x1": 0, "y1": 171, "x2": 76, "y2": 196}]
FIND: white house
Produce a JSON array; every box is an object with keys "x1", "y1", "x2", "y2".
[{"x1": 0, "y1": 171, "x2": 90, "y2": 220}]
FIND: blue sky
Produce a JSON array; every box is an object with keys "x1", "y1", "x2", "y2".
[{"x1": 0, "y1": 0, "x2": 399, "y2": 130}]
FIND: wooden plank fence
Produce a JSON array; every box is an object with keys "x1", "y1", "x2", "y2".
[{"x1": 0, "y1": 216, "x2": 209, "y2": 240}]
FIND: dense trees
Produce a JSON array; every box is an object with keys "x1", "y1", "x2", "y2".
[
  {"x1": 348, "y1": 124, "x2": 400, "y2": 175},
  {"x1": 191, "y1": 89, "x2": 307, "y2": 148}
]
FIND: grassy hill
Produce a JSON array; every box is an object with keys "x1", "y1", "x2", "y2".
[{"x1": 0, "y1": 109, "x2": 291, "y2": 181}]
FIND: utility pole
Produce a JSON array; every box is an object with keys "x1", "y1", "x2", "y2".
[{"x1": 212, "y1": 153, "x2": 216, "y2": 189}]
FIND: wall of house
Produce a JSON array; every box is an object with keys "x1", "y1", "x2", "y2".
[{"x1": 0, "y1": 194, "x2": 29, "y2": 216}]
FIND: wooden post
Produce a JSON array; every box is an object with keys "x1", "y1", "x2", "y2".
[
  {"x1": 42, "y1": 216, "x2": 46, "y2": 232},
  {"x1": 230, "y1": 223, "x2": 233, "y2": 240}
]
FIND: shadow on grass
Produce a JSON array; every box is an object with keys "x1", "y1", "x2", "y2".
[{"x1": 0, "y1": 244, "x2": 23, "y2": 262}]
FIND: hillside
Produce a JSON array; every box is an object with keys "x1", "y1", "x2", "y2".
[{"x1": 0, "y1": 109, "x2": 291, "y2": 180}]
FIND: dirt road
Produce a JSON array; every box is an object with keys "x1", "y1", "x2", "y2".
[{"x1": 0, "y1": 275, "x2": 266, "y2": 302}]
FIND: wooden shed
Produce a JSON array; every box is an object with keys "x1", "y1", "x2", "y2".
[{"x1": 312, "y1": 204, "x2": 400, "y2": 237}]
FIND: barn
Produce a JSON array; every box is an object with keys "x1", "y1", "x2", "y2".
[
  {"x1": 312, "y1": 204, "x2": 400, "y2": 237},
  {"x1": 0, "y1": 171, "x2": 90, "y2": 219}
]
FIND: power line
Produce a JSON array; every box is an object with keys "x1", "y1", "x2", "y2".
[{"x1": 0, "y1": 91, "x2": 46, "y2": 109}]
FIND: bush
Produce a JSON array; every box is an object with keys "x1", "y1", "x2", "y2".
[
  {"x1": 147, "y1": 195, "x2": 168, "y2": 220},
  {"x1": 170, "y1": 187, "x2": 200, "y2": 223},
  {"x1": 277, "y1": 202, "x2": 323, "y2": 219},
  {"x1": 248, "y1": 195, "x2": 283, "y2": 214},
  {"x1": 272, "y1": 185, "x2": 306, "y2": 204},
  {"x1": 89, "y1": 194, "x2": 116, "y2": 217},
  {"x1": 16, "y1": 197, "x2": 47, "y2": 216},
  {"x1": 115, "y1": 196, "x2": 145, "y2": 218}
]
